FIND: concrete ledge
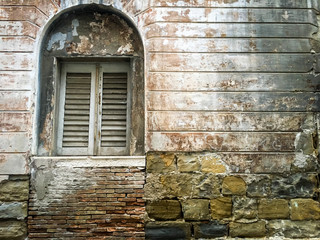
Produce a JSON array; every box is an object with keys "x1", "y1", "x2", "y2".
[{"x1": 31, "y1": 156, "x2": 146, "y2": 167}]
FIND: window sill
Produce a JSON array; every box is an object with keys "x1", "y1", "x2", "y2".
[{"x1": 31, "y1": 156, "x2": 145, "y2": 168}]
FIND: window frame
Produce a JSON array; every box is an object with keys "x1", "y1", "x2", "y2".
[{"x1": 55, "y1": 61, "x2": 131, "y2": 156}]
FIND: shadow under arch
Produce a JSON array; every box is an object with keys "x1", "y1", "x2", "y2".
[{"x1": 35, "y1": 4, "x2": 144, "y2": 156}]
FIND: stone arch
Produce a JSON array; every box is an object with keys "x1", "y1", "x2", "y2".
[{"x1": 35, "y1": 4, "x2": 144, "y2": 156}]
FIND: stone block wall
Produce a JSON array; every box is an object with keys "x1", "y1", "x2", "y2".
[
  {"x1": 145, "y1": 152, "x2": 320, "y2": 239},
  {"x1": 0, "y1": 176, "x2": 29, "y2": 240},
  {"x1": 28, "y1": 157, "x2": 145, "y2": 239}
]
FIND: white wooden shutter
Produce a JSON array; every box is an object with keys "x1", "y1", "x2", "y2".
[
  {"x1": 101, "y1": 72, "x2": 128, "y2": 147},
  {"x1": 98, "y1": 62, "x2": 130, "y2": 155},
  {"x1": 57, "y1": 64, "x2": 96, "y2": 155},
  {"x1": 62, "y1": 72, "x2": 91, "y2": 148},
  {"x1": 57, "y1": 62, "x2": 130, "y2": 156}
]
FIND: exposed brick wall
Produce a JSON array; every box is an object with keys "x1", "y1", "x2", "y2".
[{"x1": 28, "y1": 158, "x2": 145, "y2": 239}]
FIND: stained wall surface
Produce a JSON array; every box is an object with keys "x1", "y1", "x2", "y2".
[{"x1": 0, "y1": 0, "x2": 319, "y2": 239}]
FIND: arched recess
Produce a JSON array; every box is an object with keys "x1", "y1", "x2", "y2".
[{"x1": 36, "y1": 4, "x2": 144, "y2": 156}]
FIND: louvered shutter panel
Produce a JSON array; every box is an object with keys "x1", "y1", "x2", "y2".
[
  {"x1": 100, "y1": 72, "x2": 128, "y2": 151},
  {"x1": 62, "y1": 73, "x2": 91, "y2": 148}
]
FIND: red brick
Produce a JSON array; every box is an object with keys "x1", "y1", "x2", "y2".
[
  {"x1": 118, "y1": 198, "x2": 137, "y2": 202},
  {"x1": 28, "y1": 233, "x2": 54, "y2": 238}
]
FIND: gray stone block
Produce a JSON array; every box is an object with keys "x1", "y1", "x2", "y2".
[
  {"x1": 0, "y1": 202, "x2": 27, "y2": 220},
  {"x1": 271, "y1": 174, "x2": 317, "y2": 198},
  {"x1": 194, "y1": 222, "x2": 228, "y2": 238},
  {"x1": 146, "y1": 222, "x2": 191, "y2": 240}
]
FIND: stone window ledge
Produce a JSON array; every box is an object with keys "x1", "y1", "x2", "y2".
[{"x1": 31, "y1": 156, "x2": 145, "y2": 168}]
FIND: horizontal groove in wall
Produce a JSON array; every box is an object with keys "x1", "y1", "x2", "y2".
[
  {"x1": 147, "y1": 110, "x2": 317, "y2": 113},
  {"x1": 143, "y1": 21, "x2": 318, "y2": 28},
  {"x1": 148, "y1": 130, "x2": 301, "y2": 133},
  {"x1": 146, "y1": 90, "x2": 320, "y2": 93}
]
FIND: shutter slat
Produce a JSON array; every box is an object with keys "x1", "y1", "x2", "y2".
[
  {"x1": 65, "y1": 99, "x2": 90, "y2": 105},
  {"x1": 101, "y1": 136, "x2": 127, "y2": 141},
  {"x1": 103, "y1": 79, "x2": 127, "y2": 84},
  {"x1": 63, "y1": 142, "x2": 88, "y2": 147},
  {"x1": 63, "y1": 136, "x2": 88, "y2": 141},
  {"x1": 67, "y1": 73, "x2": 91, "y2": 78},
  {"x1": 102, "y1": 130, "x2": 126, "y2": 136},
  {"x1": 64, "y1": 126, "x2": 89, "y2": 131},
  {"x1": 103, "y1": 110, "x2": 126, "y2": 115},
  {"x1": 102, "y1": 99, "x2": 127, "y2": 104},
  {"x1": 63, "y1": 72, "x2": 91, "y2": 148},
  {"x1": 101, "y1": 125, "x2": 126, "y2": 130},
  {"x1": 67, "y1": 84, "x2": 91, "y2": 88},
  {"x1": 101, "y1": 94, "x2": 127, "y2": 99},
  {"x1": 103, "y1": 84, "x2": 127, "y2": 89},
  {"x1": 64, "y1": 116, "x2": 89, "y2": 121},
  {"x1": 65, "y1": 95, "x2": 90, "y2": 99},
  {"x1": 65, "y1": 105, "x2": 90, "y2": 110},
  {"x1": 66, "y1": 89, "x2": 91, "y2": 94},
  {"x1": 100, "y1": 72, "x2": 128, "y2": 148},
  {"x1": 101, "y1": 120, "x2": 126, "y2": 126},
  {"x1": 63, "y1": 132, "x2": 89, "y2": 136},
  {"x1": 101, "y1": 142, "x2": 126, "y2": 147},
  {"x1": 103, "y1": 73, "x2": 127, "y2": 78},
  {"x1": 103, "y1": 89, "x2": 127, "y2": 94},
  {"x1": 64, "y1": 110, "x2": 90, "y2": 115},
  {"x1": 103, "y1": 105, "x2": 127, "y2": 110},
  {"x1": 102, "y1": 115, "x2": 127, "y2": 120}
]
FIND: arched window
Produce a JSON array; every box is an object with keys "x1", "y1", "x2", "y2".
[{"x1": 36, "y1": 5, "x2": 144, "y2": 156}]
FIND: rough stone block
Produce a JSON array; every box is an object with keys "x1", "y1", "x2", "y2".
[
  {"x1": 176, "y1": 153, "x2": 200, "y2": 172},
  {"x1": 291, "y1": 198, "x2": 320, "y2": 220},
  {"x1": 233, "y1": 197, "x2": 257, "y2": 220},
  {"x1": 294, "y1": 131, "x2": 317, "y2": 155},
  {"x1": 271, "y1": 174, "x2": 317, "y2": 198},
  {"x1": 0, "y1": 202, "x2": 27, "y2": 220},
  {"x1": 159, "y1": 173, "x2": 200, "y2": 198},
  {"x1": 0, "y1": 220, "x2": 27, "y2": 240},
  {"x1": 222, "y1": 176, "x2": 246, "y2": 195},
  {"x1": 145, "y1": 222, "x2": 191, "y2": 240},
  {"x1": 146, "y1": 200, "x2": 181, "y2": 220},
  {"x1": 182, "y1": 199, "x2": 210, "y2": 220},
  {"x1": 258, "y1": 199, "x2": 289, "y2": 219},
  {"x1": 229, "y1": 221, "x2": 266, "y2": 238},
  {"x1": 291, "y1": 152, "x2": 318, "y2": 173},
  {"x1": 193, "y1": 222, "x2": 228, "y2": 238},
  {"x1": 146, "y1": 173, "x2": 220, "y2": 200},
  {"x1": 247, "y1": 175, "x2": 270, "y2": 197},
  {"x1": 147, "y1": 152, "x2": 176, "y2": 173},
  {"x1": 0, "y1": 180, "x2": 29, "y2": 201},
  {"x1": 197, "y1": 174, "x2": 221, "y2": 198},
  {"x1": 210, "y1": 197, "x2": 232, "y2": 219},
  {"x1": 200, "y1": 153, "x2": 227, "y2": 173},
  {"x1": 268, "y1": 220, "x2": 320, "y2": 238}
]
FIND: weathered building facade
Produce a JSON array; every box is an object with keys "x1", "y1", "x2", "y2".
[{"x1": 0, "y1": 0, "x2": 320, "y2": 239}]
